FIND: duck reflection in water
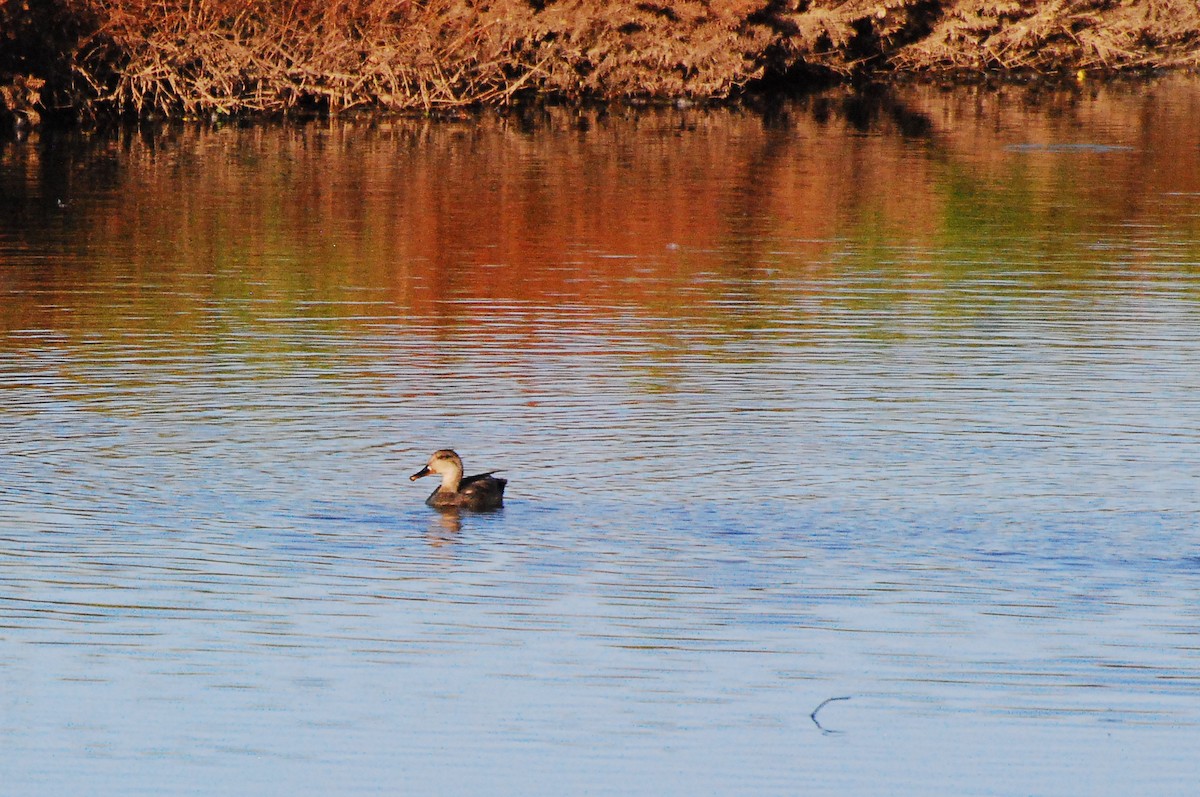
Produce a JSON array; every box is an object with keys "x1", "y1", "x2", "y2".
[
  {"x1": 426, "y1": 508, "x2": 463, "y2": 544},
  {"x1": 410, "y1": 449, "x2": 506, "y2": 511}
]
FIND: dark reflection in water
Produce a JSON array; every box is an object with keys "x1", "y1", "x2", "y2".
[{"x1": 2, "y1": 77, "x2": 1200, "y2": 796}]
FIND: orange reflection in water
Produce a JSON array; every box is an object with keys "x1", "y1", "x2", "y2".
[{"x1": 2, "y1": 76, "x2": 1200, "y2": 342}]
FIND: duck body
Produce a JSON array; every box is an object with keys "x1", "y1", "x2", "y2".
[
  {"x1": 411, "y1": 449, "x2": 506, "y2": 511},
  {"x1": 424, "y1": 471, "x2": 508, "y2": 511}
]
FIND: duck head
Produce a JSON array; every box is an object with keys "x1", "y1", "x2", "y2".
[{"x1": 410, "y1": 449, "x2": 464, "y2": 492}]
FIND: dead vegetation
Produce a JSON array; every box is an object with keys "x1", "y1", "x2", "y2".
[
  {"x1": 0, "y1": 74, "x2": 45, "y2": 128},
  {"x1": 70, "y1": 0, "x2": 819, "y2": 115},
  {"x1": 2, "y1": 0, "x2": 1200, "y2": 120},
  {"x1": 894, "y1": 0, "x2": 1200, "y2": 71}
]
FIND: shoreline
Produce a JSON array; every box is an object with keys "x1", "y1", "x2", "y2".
[{"x1": 3, "y1": 1, "x2": 1199, "y2": 128}]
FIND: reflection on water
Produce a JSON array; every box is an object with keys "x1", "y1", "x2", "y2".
[{"x1": 2, "y1": 77, "x2": 1200, "y2": 795}]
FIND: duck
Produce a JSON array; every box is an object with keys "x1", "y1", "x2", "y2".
[{"x1": 410, "y1": 449, "x2": 506, "y2": 511}]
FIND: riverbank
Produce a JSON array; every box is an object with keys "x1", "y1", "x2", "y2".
[{"x1": 3, "y1": 0, "x2": 1200, "y2": 125}]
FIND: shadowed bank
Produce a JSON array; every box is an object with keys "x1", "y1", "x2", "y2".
[{"x1": 2, "y1": 0, "x2": 1200, "y2": 124}]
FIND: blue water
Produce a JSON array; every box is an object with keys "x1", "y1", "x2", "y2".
[{"x1": 2, "y1": 80, "x2": 1200, "y2": 795}]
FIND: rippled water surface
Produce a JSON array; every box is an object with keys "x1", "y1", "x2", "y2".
[{"x1": 3, "y1": 78, "x2": 1200, "y2": 795}]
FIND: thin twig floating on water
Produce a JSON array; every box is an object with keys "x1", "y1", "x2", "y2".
[{"x1": 810, "y1": 695, "x2": 852, "y2": 734}]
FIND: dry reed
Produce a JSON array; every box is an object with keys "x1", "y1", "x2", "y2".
[
  {"x1": 3, "y1": 0, "x2": 1200, "y2": 121},
  {"x1": 893, "y1": 0, "x2": 1200, "y2": 71}
]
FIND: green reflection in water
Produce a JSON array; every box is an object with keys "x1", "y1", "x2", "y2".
[{"x1": 1, "y1": 79, "x2": 1199, "y2": 355}]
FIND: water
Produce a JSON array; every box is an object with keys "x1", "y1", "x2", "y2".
[{"x1": 2, "y1": 78, "x2": 1200, "y2": 795}]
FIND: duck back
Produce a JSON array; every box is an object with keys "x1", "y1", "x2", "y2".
[{"x1": 426, "y1": 472, "x2": 506, "y2": 511}]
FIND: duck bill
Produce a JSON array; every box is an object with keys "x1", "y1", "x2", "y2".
[{"x1": 410, "y1": 466, "x2": 431, "y2": 482}]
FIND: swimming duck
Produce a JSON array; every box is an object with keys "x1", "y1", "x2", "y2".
[{"x1": 410, "y1": 449, "x2": 506, "y2": 511}]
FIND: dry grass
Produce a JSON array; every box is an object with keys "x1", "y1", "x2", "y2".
[
  {"x1": 0, "y1": 74, "x2": 45, "y2": 126},
  {"x1": 894, "y1": 0, "x2": 1200, "y2": 71},
  {"x1": 68, "y1": 0, "x2": 955, "y2": 115},
  {"x1": 3, "y1": 0, "x2": 1200, "y2": 119}
]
